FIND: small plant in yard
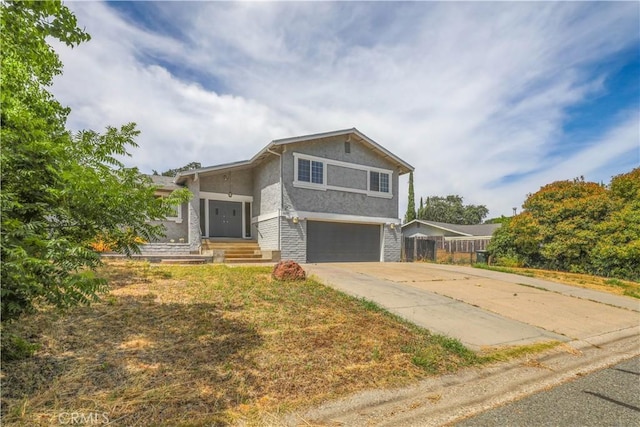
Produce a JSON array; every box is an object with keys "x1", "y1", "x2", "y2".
[{"x1": 0, "y1": 332, "x2": 40, "y2": 362}]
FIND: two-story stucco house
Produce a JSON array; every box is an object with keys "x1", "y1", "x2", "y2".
[{"x1": 150, "y1": 128, "x2": 413, "y2": 263}]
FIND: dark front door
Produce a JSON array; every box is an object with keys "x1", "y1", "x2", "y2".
[{"x1": 209, "y1": 200, "x2": 243, "y2": 238}]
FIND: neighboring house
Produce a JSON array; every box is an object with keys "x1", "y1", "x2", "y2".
[
  {"x1": 150, "y1": 128, "x2": 413, "y2": 263},
  {"x1": 401, "y1": 219, "x2": 501, "y2": 262},
  {"x1": 402, "y1": 220, "x2": 501, "y2": 241}
]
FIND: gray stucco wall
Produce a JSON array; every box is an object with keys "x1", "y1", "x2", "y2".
[
  {"x1": 281, "y1": 136, "x2": 399, "y2": 219},
  {"x1": 326, "y1": 164, "x2": 368, "y2": 190},
  {"x1": 383, "y1": 226, "x2": 401, "y2": 262},
  {"x1": 199, "y1": 168, "x2": 253, "y2": 196},
  {"x1": 149, "y1": 202, "x2": 189, "y2": 243},
  {"x1": 254, "y1": 216, "x2": 279, "y2": 250},
  {"x1": 252, "y1": 156, "x2": 280, "y2": 217},
  {"x1": 280, "y1": 217, "x2": 306, "y2": 263}
]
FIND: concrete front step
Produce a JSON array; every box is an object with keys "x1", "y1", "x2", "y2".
[
  {"x1": 224, "y1": 257, "x2": 273, "y2": 264},
  {"x1": 223, "y1": 249, "x2": 262, "y2": 254},
  {"x1": 204, "y1": 247, "x2": 261, "y2": 253},
  {"x1": 224, "y1": 254, "x2": 262, "y2": 259},
  {"x1": 201, "y1": 239, "x2": 271, "y2": 263},
  {"x1": 203, "y1": 243, "x2": 260, "y2": 248}
]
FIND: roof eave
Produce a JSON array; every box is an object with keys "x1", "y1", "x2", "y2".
[
  {"x1": 174, "y1": 128, "x2": 414, "y2": 182},
  {"x1": 401, "y1": 219, "x2": 472, "y2": 236},
  {"x1": 175, "y1": 160, "x2": 254, "y2": 184},
  {"x1": 272, "y1": 128, "x2": 414, "y2": 174}
]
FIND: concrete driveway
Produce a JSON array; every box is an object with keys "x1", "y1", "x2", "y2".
[{"x1": 304, "y1": 262, "x2": 639, "y2": 350}]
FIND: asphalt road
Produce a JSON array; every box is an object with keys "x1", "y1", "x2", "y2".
[{"x1": 455, "y1": 356, "x2": 640, "y2": 427}]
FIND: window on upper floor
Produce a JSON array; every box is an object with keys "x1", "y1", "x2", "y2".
[
  {"x1": 297, "y1": 158, "x2": 324, "y2": 185},
  {"x1": 369, "y1": 171, "x2": 390, "y2": 193},
  {"x1": 293, "y1": 152, "x2": 392, "y2": 198}
]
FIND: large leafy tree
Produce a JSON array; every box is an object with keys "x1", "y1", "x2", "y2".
[
  {"x1": 417, "y1": 195, "x2": 489, "y2": 225},
  {"x1": 591, "y1": 169, "x2": 640, "y2": 279},
  {"x1": 488, "y1": 170, "x2": 639, "y2": 280},
  {"x1": 1, "y1": 1, "x2": 188, "y2": 324},
  {"x1": 522, "y1": 177, "x2": 609, "y2": 271}
]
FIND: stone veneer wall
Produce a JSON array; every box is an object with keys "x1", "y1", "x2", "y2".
[{"x1": 140, "y1": 243, "x2": 191, "y2": 255}]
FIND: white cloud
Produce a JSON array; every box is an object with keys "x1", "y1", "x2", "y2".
[
  {"x1": 51, "y1": 1, "x2": 639, "y2": 217},
  {"x1": 474, "y1": 112, "x2": 640, "y2": 216}
]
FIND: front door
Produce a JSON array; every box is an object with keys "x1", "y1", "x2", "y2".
[{"x1": 209, "y1": 200, "x2": 243, "y2": 238}]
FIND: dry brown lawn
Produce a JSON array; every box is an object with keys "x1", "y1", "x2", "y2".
[
  {"x1": 475, "y1": 264, "x2": 640, "y2": 298},
  {"x1": 2, "y1": 260, "x2": 489, "y2": 426}
]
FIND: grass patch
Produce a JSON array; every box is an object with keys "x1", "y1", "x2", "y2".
[
  {"x1": 604, "y1": 279, "x2": 640, "y2": 298},
  {"x1": 357, "y1": 297, "x2": 386, "y2": 313},
  {"x1": 472, "y1": 263, "x2": 535, "y2": 277},
  {"x1": 0, "y1": 333, "x2": 40, "y2": 362},
  {"x1": 404, "y1": 334, "x2": 480, "y2": 374},
  {"x1": 480, "y1": 341, "x2": 563, "y2": 362},
  {"x1": 3, "y1": 260, "x2": 536, "y2": 426},
  {"x1": 472, "y1": 264, "x2": 640, "y2": 299}
]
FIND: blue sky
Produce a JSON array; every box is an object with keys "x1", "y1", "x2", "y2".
[{"x1": 51, "y1": 1, "x2": 639, "y2": 218}]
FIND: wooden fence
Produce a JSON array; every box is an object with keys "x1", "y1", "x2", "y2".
[
  {"x1": 403, "y1": 237, "x2": 436, "y2": 262},
  {"x1": 402, "y1": 236, "x2": 492, "y2": 264}
]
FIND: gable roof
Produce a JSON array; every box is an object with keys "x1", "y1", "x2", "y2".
[
  {"x1": 175, "y1": 128, "x2": 413, "y2": 183},
  {"x1": 402, "y1": 219, "x2": 501, "y2": 237}
]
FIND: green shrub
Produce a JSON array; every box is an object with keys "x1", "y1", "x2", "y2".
[{"x1": 1, "y1": 332, "x2": 40, "y2": 361}]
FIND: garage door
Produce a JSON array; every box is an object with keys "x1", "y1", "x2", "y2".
[{"x1": 307, "y1": 221, "x2": 381, "y2": 263}]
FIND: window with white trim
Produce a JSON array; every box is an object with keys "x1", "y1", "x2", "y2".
[
  {"x1": 168, "y1": 203, "x2": 183, "y2": 222},
  {"x1": 296, "y1": 157, "x2": 324, "y2": 185},
  {"x1": 369, "y1": 171, "x2": 390, "y2": 193},
  {"x1": 293, "y1": 152, "x2": 392, "y2": 198}
]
